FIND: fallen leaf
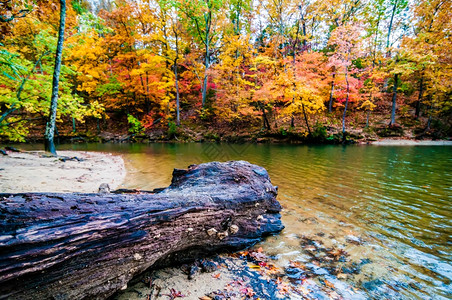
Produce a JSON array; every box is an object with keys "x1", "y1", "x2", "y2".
[
  {"x1": 248, "y1": 263, "x2": 261, "y2": 269},
  {"x1": 324, "y1": 280, "x2": 335, "y2": 288}
]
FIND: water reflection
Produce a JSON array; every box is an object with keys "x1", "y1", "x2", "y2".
[{"x1": 57, "y1": 143, "x2": 451, "y2": 298}]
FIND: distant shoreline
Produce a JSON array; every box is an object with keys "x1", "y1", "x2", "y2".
[
  {"x1": 2, "y1": 135, "x2": 452, "y2": 147},
  {"x1": 370, "y1": 139, "x2": 452, "y2": 146}
]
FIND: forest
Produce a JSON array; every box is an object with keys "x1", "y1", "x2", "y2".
[{"x1": 0, "y1": 0, "x2": 451, "y2": 144}]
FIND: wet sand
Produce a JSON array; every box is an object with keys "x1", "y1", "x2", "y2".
[{"x1": 0, "y1": 150, "x2": 125, "y2": 193}]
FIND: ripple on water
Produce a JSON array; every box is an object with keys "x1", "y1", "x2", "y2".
[{"x1": 54, "y1": 143, "x2": 452, "y2": 299}]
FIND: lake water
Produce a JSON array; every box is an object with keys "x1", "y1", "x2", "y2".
[{"x1": 56, "y1": 143, "x2": 451, "y2": 299}]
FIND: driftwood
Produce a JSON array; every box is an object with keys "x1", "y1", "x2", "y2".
[{"x1": 0, "y1": 161, "x2": 284, "y2": 300}]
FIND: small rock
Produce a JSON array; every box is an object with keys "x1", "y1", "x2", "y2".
[
  {"x1": 133, "y1": 253, "x2": 142, "y2": 261},
  {"x1": 257, "y1": 215, "x2": 264, "y2": 221},
  {"x1": 98, "y1": 183, "x2": 111, "y2": 194},
  {"x1": 207, "y1": 228, "x2": 217, "y2": 236},
  {"x1": 188, "y1": 264, "x2": 200, "y2": 280},
  {"x1": 217, "y1": 231, "x2": 228, "y2": 240},
  {"x1": 200, "y1": 260, "x2": 217, "y2": 273},
  {"x1": 229, "y1": 225, "x2": 239, "y2": 234},
  {"x1": 345, "y1": 235, "x2": 362, "y2": 245},
  {"x1": 285, "y1": 266, "x2": 305, "y2": 279}
]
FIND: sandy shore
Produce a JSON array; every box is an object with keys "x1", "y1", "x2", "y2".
[
  {"x1": 0, "y1": 150, "x2": 125, "y2": 193},
  {"x1": 371, "y1": 139, "x2": 452, "y2": 146}
]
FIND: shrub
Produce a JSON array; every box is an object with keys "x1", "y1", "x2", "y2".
[{"x1": 127, "y1": 114, "x2": 143, "y2": 134}]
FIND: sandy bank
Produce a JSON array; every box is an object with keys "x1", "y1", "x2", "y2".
[
  {"x1": 0, "y1": 150, "x2": 125, "y2": 193},
  {"x1": 371, "y1": 139, "x2": 452, "y2": 146}
]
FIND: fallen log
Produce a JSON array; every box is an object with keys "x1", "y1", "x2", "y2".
[{"x1": 0, "y1": 160, "x2": 284, "y2": 300}]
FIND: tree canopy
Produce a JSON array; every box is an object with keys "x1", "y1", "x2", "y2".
[{"x1": 0, "y1": 0, "x2": 450, "y2": 142}]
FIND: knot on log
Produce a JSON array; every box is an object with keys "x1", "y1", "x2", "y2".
[{"x1": 0, "y1": 160, "x2": 284, "y2": 300}]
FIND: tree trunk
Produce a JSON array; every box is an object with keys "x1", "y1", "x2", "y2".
[
  {"x1": 390, "y1": 73, "x2": 398, "y2": 126},
  {"x1": 366, "y1": 110, "x2": 370, "y2": 128},
  {"x1": 328, "y1": 71, "x2": 335, "y2": 113},
  {"x1": 386, "y1": 0, "x2": 398, "y2": 57},
  {"x1": 342, "y1": 67, "x2": 350, "y2": 142},
  {"x1": 72, "y1": 117, "x2": 76, "y2": 133},
  {"x1": 259, "y1": 102, "x2": 271, "y2": 131},
  {"x1": 145, "y1": 72, "x2": 150, "y2": 115},
  {"x1": 175, "y1": 63, "x2": 180, "y2": 126},
  {"x1": 290, "y1": 20, "x2": 300, "y2": 129},
  {"x1": 415, "y1": 76, "x2": 423, "y2": 119},
  {"x1": 44, "y1": 0, "x2": 66, "y2": 155},
  {"x1": 202, "y1": 19, "x2": 210, "y2": 109},
  {"x1": 302, "y1": 103, "x2": 311, "y2": 135},
  {"x1": 174, "y1": 27, "x2": 181, "y2": 126},
  {"x1": 0, "y1": 161, "x2": 283, "y2": 300}
]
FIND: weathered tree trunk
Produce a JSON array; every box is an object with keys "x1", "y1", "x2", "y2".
[
  {"x1": 174, "y1": 61, "x2": 180, "y2": 126},
  {"x1": 302, "y1": 103, "x2": 311, "y2": 136},
  {"x1": 366, "y1": 110, "x2": 370, "y2": 128},
  {"x1": 415, "y1": 75, "x2": 423, "y2": 119},
  {"x1": 390, "y1": 73, "x2": 398, "y2": 126},
  {"x1": 342, "y1": 66, "x2": 350, "y2": 142},
  {"x1": 259, "y1": 102, "x2": 271, "y2": 131},
  {"x1": 202, "y1": 19, "x2": 210, "y2": 109},
  {"x1": 0, "y1": 161, "x2": 283, "y2": 300},
  {"x1": 328, "y1": 71, "x2": 335, "y2": 113},
  {"x1": 386, "y1": 0, "x2": 398, "y2": 57},
  {"x1": 44, "y1": 0, "x2": 66, "y2": 155}
]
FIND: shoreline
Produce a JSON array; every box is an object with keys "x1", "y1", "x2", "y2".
[
  {"x1": 0, "y1": 150, "x2": 126, "y2": 193},
  {"x1": 370, "y1": 138, "x2": 452, "y2": 146},
  {"x1": 3, "y1": 136, "x2": 452, "y2": 147}
]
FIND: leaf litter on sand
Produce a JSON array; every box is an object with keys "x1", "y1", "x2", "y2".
[{"x1": 114, "y1": 237, "x2": 369, "y2": 300}]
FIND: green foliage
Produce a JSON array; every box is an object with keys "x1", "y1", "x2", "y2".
[
  {"x1": 279, "y1": 127, "x2": 287, "y2": 136},
  {"x1": 311, "y1": 123, "x2": 328, "y2": 141},
  {"x1": 96, "y1": 77, "x2": 123, "y2": 97},
  {"x1": 167, "y1": 121, "x2": 177, "y2": 138},
  {"x1": 71, "y1": 0, "x2": 89, "y2": 15},
  {"x1": 127, "y1": 114, "x2": 144, "y2": 134},
  {"x1": 352, "y1": 58, "x2": 364, "y2": 69}
]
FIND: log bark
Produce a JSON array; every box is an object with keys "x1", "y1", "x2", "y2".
[{"x1": 0, "y1": 161, "x2": 283, "y2": 300}]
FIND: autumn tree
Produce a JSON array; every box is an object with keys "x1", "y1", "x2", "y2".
[
  {"x1": 211, "y1": 34, "x2": 256, "y2": 125},
  {"x1": 44, "y1": 0, "x2": 66, "y2": 154},
  {"x1": 328, "y1": 24, "x2": 363, "y2": 140},
  {"x1": 403, "y1": 0, "x2": 451, "y2": 128},
  {"x1": 0, "y1": 0, "x2": 99, "y2": 142},
  {"x1": 282, "y1": 52, "x2": 328, "y2": 135},
  {"x1": 177, "y1": 0, "x2": 223, "y2": 110}
]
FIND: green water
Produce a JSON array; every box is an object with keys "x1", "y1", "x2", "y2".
[{"x1": 53, "y1": 143, "x2": 451, "y2": 298}]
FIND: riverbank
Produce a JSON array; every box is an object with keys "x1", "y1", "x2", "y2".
[
  {"x1": 0, "y1": 150, "x2": 125, "y2": 193},
  {"x1": 371, "y1": 138, "x2": 452, "y2": 146},
  {"x1": 114, "y1": 247, "x2": 368, "y2": 300},
  {"x1": 11, "y1": 129, "x2": 451, "y2": 146}
]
